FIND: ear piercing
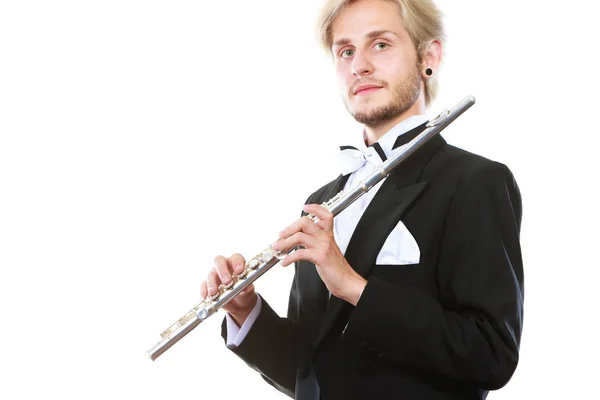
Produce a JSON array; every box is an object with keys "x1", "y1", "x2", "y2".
[{"x1": 425, "y1": 68, "x2": 433, "y2": 76}]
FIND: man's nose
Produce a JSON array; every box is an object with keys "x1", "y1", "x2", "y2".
[{"x1": 351, "y1": 51, "x2": 373, "y2": 77}]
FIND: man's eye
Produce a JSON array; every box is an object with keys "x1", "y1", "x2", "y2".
[
  {"x1": 341, "y1": 49, "x2": 354, "y2": 58},
  {"x1": 375, "y1": 43, "x2": 388, "y2": 50}
]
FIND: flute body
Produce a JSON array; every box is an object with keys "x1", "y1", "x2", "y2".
[{"x1": 148, "y1": 95, "x2": 476, "y2": 361}]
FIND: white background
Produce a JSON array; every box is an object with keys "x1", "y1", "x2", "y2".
[{"x1": 1, "y1": 0, "x2": 599, "y2": 399}]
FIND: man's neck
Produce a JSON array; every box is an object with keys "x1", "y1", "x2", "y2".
[{"x1": 363, "y1": 100, "x2": 426, "y2": 146}]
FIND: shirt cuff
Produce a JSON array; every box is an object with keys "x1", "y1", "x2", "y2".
[{"x1": 225, "y1": 295, "x2": 262, "y2": 348}]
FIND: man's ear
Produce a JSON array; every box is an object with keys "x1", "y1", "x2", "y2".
[{"x1": 421, "y1": 39, "x2": 442, "y2": 78}]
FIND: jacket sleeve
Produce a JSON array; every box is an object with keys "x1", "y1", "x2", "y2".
[
  {"x1": 221, "y1": 276, "x2": 301, "y2": 398},
  {"x1": 341, "y1": 161, "x2": 524, "y2": 390}
]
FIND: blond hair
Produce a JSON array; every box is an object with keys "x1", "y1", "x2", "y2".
[{"x1": 317, "y1": 0, "x2": 445, "y2": 106}]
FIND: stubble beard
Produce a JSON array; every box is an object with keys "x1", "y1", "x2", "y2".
[{"x1": 347, "y1": 66, "x2": 421, "y2": 129}]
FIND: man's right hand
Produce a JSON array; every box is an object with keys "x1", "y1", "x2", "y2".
[{"x1": 200, "y1": 253, "x2": 258, "y2": 327}]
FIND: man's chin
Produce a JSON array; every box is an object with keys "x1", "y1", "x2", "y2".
[
  {"x1": 351, "y1": 106, "x2": 384, "y2": 120},
  {"x1": 352, "y1": 111, "x2": 385, "y2": 126}
]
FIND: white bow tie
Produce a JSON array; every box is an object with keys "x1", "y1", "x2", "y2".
[{"x1": 338, "y1": 145, "x2": 384, "y2": 176}]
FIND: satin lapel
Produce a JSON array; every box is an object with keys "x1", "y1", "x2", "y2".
[
  {"x1": 315, "y1": 134, "x2": 447, "y2": 348},
  {"x1": 319, "y1": 174, "x2": 349, "y2": 205}
]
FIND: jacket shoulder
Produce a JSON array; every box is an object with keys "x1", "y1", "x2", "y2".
[{"x1": 431, "y1": 143, "x2": 517, "y2": 184}]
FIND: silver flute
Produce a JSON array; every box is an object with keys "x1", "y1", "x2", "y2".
[{"x1": 148, "y1": 95, "x2": 476, "y2": 361}]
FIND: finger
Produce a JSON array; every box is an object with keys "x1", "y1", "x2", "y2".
[
  {"x1": 273, "y1": 231, "x2": 320, "y2": 253},
  {"x1": 229, "y1": 253, "x2": 246, "y2": 275},
  {"x1": 200, "y1": 280, "x2": 208, "y2": 300},
  {"x1": 280, "y1": 248, "x2": 316, "y2": 267},
  {"x1": 302, "y1": 204, "x2": 334, "y2": 231},
  {"x1": 278, "y1": 217, "x2": 305, "y2": 239},
  {"x1": 214, "y1": 255, "x2": 233, "y2": 285},
  {"x1": 279, "y1": 214, "x2": 324, "y2": 240},
  {"x1": 206, "y1": 269, "x2": 221, "y2": 296}
]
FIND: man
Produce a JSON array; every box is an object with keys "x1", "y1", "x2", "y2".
[{"x1": 200, "y1": 0, "x2": 524, "y2": 399}]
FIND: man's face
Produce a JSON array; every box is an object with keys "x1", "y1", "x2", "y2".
[{"x1": 331, "y1": 0, "x2": 423, "y2": 127}]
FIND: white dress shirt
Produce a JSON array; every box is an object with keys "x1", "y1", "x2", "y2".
[{"x1": 225, "y1": 114, "x2": 429, "y2": 348}]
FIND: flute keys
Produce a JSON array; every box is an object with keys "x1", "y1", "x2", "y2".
[
  {"x1": 197, "y1": 308, "x2": 209, "y2": 320},
  {"x1": 247, "y1": 258, "x2": 260, "y2": 270},
  {"x1": 223, "y1": 279, "x2": 234, "y2": 290},
  {"x1": 261, "y1": 249, "x2": 275, "y2": 262}
]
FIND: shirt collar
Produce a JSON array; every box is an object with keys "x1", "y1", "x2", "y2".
[{"x1": 358, "y1": 114, "x2": 429, "y2": 160}]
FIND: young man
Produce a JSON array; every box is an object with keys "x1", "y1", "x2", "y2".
[{"x1": 200, "y1": 0, "x2": 524, "y2": 399}]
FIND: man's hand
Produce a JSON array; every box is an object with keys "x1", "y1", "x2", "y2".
[
  {"x1": 273, "y1": 204, "x2": 366, "y2": 306},
  {"x1": 200, "y1": 253, "x2": 258, "y2": 326}
]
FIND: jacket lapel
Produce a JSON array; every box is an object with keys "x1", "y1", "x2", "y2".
[{"x1": 314, "y1": 133, "x2": 447, "y2": 348}]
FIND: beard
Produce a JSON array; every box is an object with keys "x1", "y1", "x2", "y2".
[{"x1": 346, "y1": 65, "x2": 421, "y2": 128}]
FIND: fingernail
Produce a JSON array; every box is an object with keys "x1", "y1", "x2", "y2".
[
  {"x1": 208, "y1": 285, "x2": 215, "y2": 294},
  {"x1": 271, "y1": 241, "x2": 280, "y2": 250},
  {"x1": 234, "y1": 264, "x2": 243, "y2": 273}
]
